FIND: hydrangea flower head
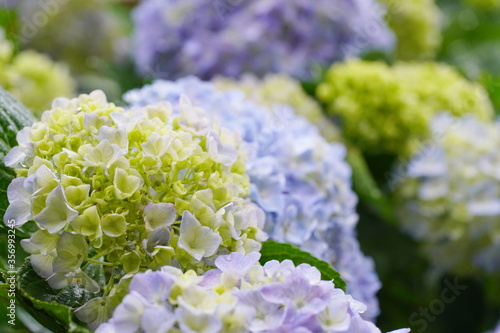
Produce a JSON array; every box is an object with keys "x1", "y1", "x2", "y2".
[
  {"x1": 132, "y1": 0, "x2": 394, "y2": 80},
  {"x1": 395, "y1": 113, "x2": 500, "y2": 275},
  {"x1": 379, "y1": 0, "x2": 442, "y2": 60},
  {"x1": 125, "y1": 77, "x2": 381, "y2": 320},
  {"x1": 0, "y1": 29, "x2": 75, "y2": 114},
  {"x1": 97, "y1": 253, "x2": 410, "y2": 333},
  {"x1": 317, "y1": 60, "x2": 494, "y2": 156},
  {"x1": 3, "y1": 90, "x2": 266, "y2": 304}
]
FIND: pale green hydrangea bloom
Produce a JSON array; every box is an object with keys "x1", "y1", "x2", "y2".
[
  {"x1": 317, "y1": 59, "x2": 494, "y2": 156},
  {"x1": 0, "y1": 29, "x2": 75, "y2": 115},
  {"x1": 379, "y1": 0, "x2": 442, "y2": 60},
  {"x1": 395, "y1": 114, "x2": 500, "y2": 275},
  {"x1": 214, "y1": 74, "x2": 341, "y2": 142},
  {"x1": 3, "y1": 90, "x2": 266, "y2": 304}
]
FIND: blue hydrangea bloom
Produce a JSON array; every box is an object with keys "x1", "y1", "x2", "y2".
[
  {"x1": 132, "y1": 0, "x2": 394, "y2": 80},
  {"x1": 124, "y1": 77, "x2": 381, "y2": 320}
]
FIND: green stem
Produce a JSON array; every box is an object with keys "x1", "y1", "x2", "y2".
[
  {"x1": 85, "y1": 258, "x2": 114, "y2": 267},
  {"x1": 89, "y1": 252, "x2": 105, "y2": 261},
  {"x1": 346, "y1": 146, "x2": 397, "y2": 226},
  {"x1": 103, "y1": 275, "x2": 115, "y2": 297},
  {"x1": 82, "y1": 252, "x2": 107, "y2": 270}
]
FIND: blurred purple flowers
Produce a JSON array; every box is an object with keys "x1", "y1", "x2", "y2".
[{"x1": 132, "y1": 0, "x2": 395, "y2": 80}]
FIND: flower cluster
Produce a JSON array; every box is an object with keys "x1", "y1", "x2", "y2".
[
  {"x1": 131, "y1": 0, "x2": 394, "y2": 80},
  {"x1": 0, "y1": 29, "x2": 75, "y2": 114},
  {"x1": 379, "y1": 0, "x2": 441, "y2": 60},
  {"x1": 317, "y1": 60, "x2": 494, "y2": 156},
  {"x1": 125, "y1": 77, "x2": 381, "y2": 320},
  {"x1": 395, "y1": 113, "x2": 500, "y2": 275},
  {"x1": 4, "y1": 90, "x2": 266, "y2": 298},
  {"x1": 214, "y1": 74, "x2": 340, "y2": 142},
  {"x1": 96, "y1": 252, "x2": 409, "y2": 333}
]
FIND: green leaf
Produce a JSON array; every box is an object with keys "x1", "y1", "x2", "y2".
[
  {"x1": 16, "y1": 263, "x2": 93, "y2": 333},
  {"x1": 0, "y1": 87, "x2": 36, "y2": 138},
  {"x1": 0, "y1": 282, "x2": 8, "y2": 299},
  {"x1": 0, "y1": 86, "x2": 36, "y2": 150},
  {"x1": 479, "y1": 72, "x2": 500, "y2": 115},
  {"x1": 259, "y1": 240, "x2": 347, "y2": 291},
  {"x1": 0, "y1": 167, "x2": 14, "y2": 222},
  {"x1": 0, "y1": 9, "x2": 18, "y2": 44},
  {"x1": 13, "y1": 304, "x2": 53, "y2": 333},
  {"x1": 55, "y1": 285, "x2": 98, "y2": 309},
  {"x1": 0, "y1": 87, "x2": 36, "y2": 221}
]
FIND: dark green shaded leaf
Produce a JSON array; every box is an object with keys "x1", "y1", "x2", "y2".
[
  {"x1": 0, "y1": 168, "x2": 14, "y2": 221},
  {"x1": 259, "y1": 240, "x2": 347, "y2": 291},
  {"x1": 16, "y1": 263, "x2": 92, "y2": 333},
  {"x1": 0, "y1": 86, "x2": 36, "y2": 148}
]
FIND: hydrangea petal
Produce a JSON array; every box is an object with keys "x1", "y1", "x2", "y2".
[{"x1": 34, "y1": 185, "x2": 78, "y2": 234}]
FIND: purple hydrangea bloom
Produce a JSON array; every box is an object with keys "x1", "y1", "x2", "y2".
[
  {"x1": 97, "y1": 253, "x2": 409, "y2": 333},
  {"x1": 124, "y1": 77, "x2": 381, "y2": 320},
  {"x1": 132, "y1": 0, "x2": 395, "y2": 80}
]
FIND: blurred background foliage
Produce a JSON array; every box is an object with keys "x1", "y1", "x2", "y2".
[
  {"x1": 358, "y1": 1, "x2": 500, "y2": 331},
  {"x1": 0, "y1": 0, "x2": 500, "y2": 332}
]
